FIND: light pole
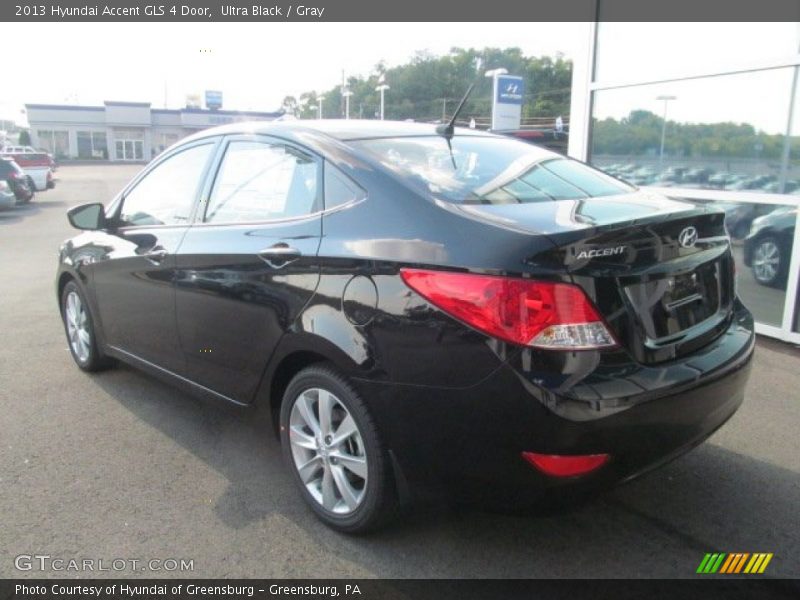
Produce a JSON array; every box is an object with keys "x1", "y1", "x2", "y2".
[
  {"x1": 657, "y1": 95, "x2": 677, "y2": 170},
  {"x1": 342, "y1": 89, "x2": 353, "y2": 120},
  {"x1": 317, "y1": 94, "x2": 325, "y2": 119},
  {"x1": 375, "y1": 73, "x2": 389, "y2": 120}
]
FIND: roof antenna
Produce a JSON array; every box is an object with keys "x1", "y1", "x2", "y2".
[{"x1": 436, "y1": 82, "x2": 475, "y2": 139}]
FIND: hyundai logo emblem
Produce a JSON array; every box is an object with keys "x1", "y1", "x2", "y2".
[{"x1": 678, "y1": 226, "x2": 698, "y2": 248}]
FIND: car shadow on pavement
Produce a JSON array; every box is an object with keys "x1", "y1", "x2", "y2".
[{"x1": 90, "y1": 362, "x2": 800, "y2": 578}]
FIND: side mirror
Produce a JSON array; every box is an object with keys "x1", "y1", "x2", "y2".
[{"x1": 67, "y1": 203, "x2": 106, "y2": 230}]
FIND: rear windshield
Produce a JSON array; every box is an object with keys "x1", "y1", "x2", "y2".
[{"x1": 353, "y1": 136, "x2": 633, "y2": 204}]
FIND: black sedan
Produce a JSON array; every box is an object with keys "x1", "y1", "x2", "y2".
[{"x1": 57, "y1": 121, "x2": 754, "y2": 532}]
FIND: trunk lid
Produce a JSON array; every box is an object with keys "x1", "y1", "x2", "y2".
[{"x1": 454, "y1": 191, "x2": 734, "y2": 364}]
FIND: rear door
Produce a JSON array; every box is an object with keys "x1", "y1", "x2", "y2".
[
  {"x1": 91, "y1": 139, "x2": 218, "y2": 374},
  {"x1": 175, "y1": 135, "x2": 323, "y2": 402}
]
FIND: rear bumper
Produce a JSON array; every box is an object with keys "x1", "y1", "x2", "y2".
[{"x1": 354, "y1": 301, "x2": 754, "y2": 500}]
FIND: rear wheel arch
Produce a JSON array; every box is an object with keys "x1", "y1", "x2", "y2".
[
  {"x1": 258, "y1": 330, "x2": 372, "y2": 422},
  {"x1": 265, "y1": 350, "x2": 330, "y2": 434}
]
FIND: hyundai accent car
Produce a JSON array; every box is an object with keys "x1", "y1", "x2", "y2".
[{"x1": 57, "y1": 121, "x2": 755, "y2": 532}]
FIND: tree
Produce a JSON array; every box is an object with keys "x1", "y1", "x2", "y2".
[
  {"x1": 296, "y1": 46, "x2": 573, "y2": 123},
  {"x1": 19, "y1": 130, "x2": 31, "y2": 146},
  {"x1": 281, "y1": 96, "x2": 299, "y2": 117}
]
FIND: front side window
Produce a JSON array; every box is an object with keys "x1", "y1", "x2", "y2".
[
  {"x1": 353, "y1": 136, "x2": 633, "y2": 204},
  {"x1": 205, "y1": 140, "x2": 319, "y2": 223},
  {"x1": 119, "y1": 143, "x2": 213, "y2": 227}
]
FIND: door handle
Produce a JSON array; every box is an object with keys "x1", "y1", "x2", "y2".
[
  {"x1": 144, "y1": 248, "x2": 169, "y2": 264},
  {"x1": 258, "y1": 244, "x2": 301, "y2": 269}
]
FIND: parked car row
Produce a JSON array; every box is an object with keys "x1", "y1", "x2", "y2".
[
  {"x1": 601, "y1": 162, "x2": 800, "y2": 194},
  {"x1": 0, "y1": 145, "x2": 57, "y2": 208},
  {"x1": 0, "y1": 158, "x2": 35, "y2": 205}
]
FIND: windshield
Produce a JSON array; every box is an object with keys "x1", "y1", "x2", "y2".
[{"x1": 353, "y1": 136, "x2": 634, "y2": 204}]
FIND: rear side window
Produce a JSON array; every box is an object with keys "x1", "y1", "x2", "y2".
[
  {"x1": 205, "y1": 141, "x2": 319, "y2": 223},
  {"x1": 353, "y1": 136, "x2": 633, "y2": 204},
  {"x1": 324, "y1": 162, "x2": 365, "y2": 209},
  {"x1": 119, "y1": 143, "x2": 213, "y2": 227}
]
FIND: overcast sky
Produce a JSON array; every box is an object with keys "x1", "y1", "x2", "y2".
[
  {"x1": 0, "y1": 22, "x2": 584, "y2": 124},
  {"x1": 3, "y1": 22, "x2": 798, "y2": 134}
]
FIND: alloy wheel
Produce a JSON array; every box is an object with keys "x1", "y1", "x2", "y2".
[
  {"x1": 752, "y1": 240, "x2": 780, "y2": 283},
  {"x1": 288, "y1": 387, "x2": 368, "y2": 515},
  {"x1": 65, "y1": 290, "x2": 91, "y2": 363}
]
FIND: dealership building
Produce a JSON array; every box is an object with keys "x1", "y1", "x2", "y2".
[{"x1": 24, "y1": 101, "x2": 283, "y2": 162}]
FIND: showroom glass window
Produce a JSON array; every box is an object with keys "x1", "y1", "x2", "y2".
[
  {"x1": 590, "y1": 68, "x2": 799, "y2": 193},
  {"x1": 593, "y1": 23, "x2": 800, "y2": 83},
  {"x1": 77, "y1": 131, "x2": 108, "y2": 159},
  {"x1": 584, "y1": 21, "x2": 800, "y2": 340},
  {"x1": 204, "y1": 141, "x2": 320, "y2": 223},
  {"x1": 119, "y1": 143, "x2": 213, "y2": 227}
]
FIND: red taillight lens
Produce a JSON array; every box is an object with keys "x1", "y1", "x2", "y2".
[
  {"x1": 399, "y1": 268, "x2": 617, "y2": 349},
  {"x1": 522, "y1": 452, "x2": 610, "y2": 477}
]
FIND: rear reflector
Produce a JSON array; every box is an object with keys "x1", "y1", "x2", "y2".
[
  {"x1": 522, "y1": 452, "x2": 610, "y2": 477},
  {"x1": 399, "y1": 268, "x2": 617, "y2": 350}
]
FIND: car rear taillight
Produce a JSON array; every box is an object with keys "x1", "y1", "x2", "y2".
[
  {"x1": 521, "y1": 452, "x2": 610, "y2": 477},
  {"x1": 400, "y1": 268, "x2": 617, "y2": 350}
]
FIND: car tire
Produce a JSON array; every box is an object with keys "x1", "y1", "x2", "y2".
[
  {"x1": 61, "y1": 281, "x2": 115, "y2": 372},
  {"x1": 280, "y1": 364, "x2": 396, "y2": 533},
  {"x1": 26, "y1": 176, "x2": 36, "y2": 193},
  {"x1": 751, "y1": 236, "x2": 786, "y2": 288}
]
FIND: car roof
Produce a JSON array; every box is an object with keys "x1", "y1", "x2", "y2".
[{"x1": 181, "y1": 119, "x2": 499, "y2": 145}]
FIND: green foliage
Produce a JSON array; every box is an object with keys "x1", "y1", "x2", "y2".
[
  {"x1": 18, "y1": 130, "x2": 32, "y2": 146},
  {"x1": 593, "y1": 110, "x2": 798, "y2": 160},
  {"x1": 296, "y1": 47, "x2": 572, "y2": 121}
]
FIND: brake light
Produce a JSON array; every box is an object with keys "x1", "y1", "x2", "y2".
[
  {"x1": 400, "y1": 268, "x2": 617, "y2": 350},
  {"x1": 521, "y1": 452, "x2": 610, "y2": 477}
]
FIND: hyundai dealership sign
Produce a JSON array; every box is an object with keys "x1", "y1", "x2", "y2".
[
  {"x1": 491, "y1": 75, "x2": 524, "y2": 130},
  {"x1": 205, "y1": 90, "x2": 223, "y2": 110}
]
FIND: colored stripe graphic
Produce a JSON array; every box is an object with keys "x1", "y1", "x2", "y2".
[
  {"x1": 758, "y1": 553, "x2": 773, "y2": 573},
  {"x1": 699, "y1": 552, "x2": 773, "y2": 574},
  {"x1": 719, "y1": 554, "x2": 736, "y2": 573},
  {"x1": 697, "y1": 554, "x2": 713, "y2": 573},
  {"x1": 734, "y1": 553, "x2": 749, "y2": 573},
  {"x1": 744, "y1": 554, "x2": 760, "y2": 573},
  {"x1": 721, "y1": 553, "x2": 738, "y2": 573}
]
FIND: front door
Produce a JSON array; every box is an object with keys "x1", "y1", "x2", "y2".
[
  {"x1": 92, "y1": 140, "x2": 217, "y2": 373},
  {"x1": 175, "y1": 136, "x2": 323, "y2": 402},
  {"x1": 115, "y1": 139, "x2": 144, "y2": 161}
]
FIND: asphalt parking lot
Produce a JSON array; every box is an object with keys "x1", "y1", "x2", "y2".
[{"x1": 1, "y1": 165, "x2": 799, "y2": 579}]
